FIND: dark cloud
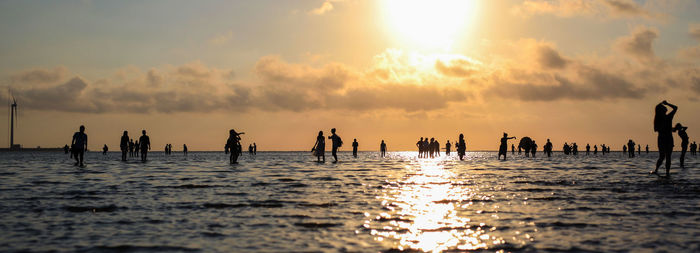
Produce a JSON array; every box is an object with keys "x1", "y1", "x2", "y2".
[
  {"x1": 537, "y1": 45, "x2": 569, "y2": 69},
  {"x1": 486, "y1": 65, "x2": 645, "y2": 101},
  {"x1": 3, "y1": 58, "x2": 470, "y2": 114},
  {"x1": 615, "y1": 26, "x2": 658, "y2": 60},
  {"x1": 435, "y1": 59, "x2": 478, "y2": 77},
  {"x1": 10, "y1": 66, "x2": 67, "y2": 84},
  {"x1": 603, "y1": 0, "x2": 649, "y2": 17}
]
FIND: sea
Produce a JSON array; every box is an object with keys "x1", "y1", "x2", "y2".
[{"x1": 0, "y1": 151, "x2": 698, "y2": 252}]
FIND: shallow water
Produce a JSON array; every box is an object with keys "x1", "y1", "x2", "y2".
[{"x1": 0, "y1": 151, "x2": 699, "y2": 252}]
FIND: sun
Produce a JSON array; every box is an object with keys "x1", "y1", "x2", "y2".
[{"x1": 382, "y1": 0, "x2": 478, "y2": 51}]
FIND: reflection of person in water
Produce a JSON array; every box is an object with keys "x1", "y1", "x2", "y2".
[{"x1": 651, "y1": 101, "x2": 677, "y2": 177}]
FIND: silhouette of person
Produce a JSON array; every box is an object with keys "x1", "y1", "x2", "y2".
[
  {"x1": 593, "y1": 145, "x2": 598, "y2": 155},
  {"x1": 102, "y1": 144, "x2": 108, "y2": 155},
  {"x1": 637, "y1": 144, "x2": 641, "y2": 156},
  {"x1": 352, "y1": 139, "x2": 359, "y2": 158},
  {"x1": 434, "y1": 139, "x2": 440, "y2": 157},
  {"x1": 63, "y1": 144, "x2": 69, "y2": 154},
  {"x1": 572, "y1": 143, "x2": 578, "y2": 155},
  {"x1": 544, "y1": 139, "x2": 553, "y2": 157},
  {"x1": 253, "y1": 143, "x2": 257, "y2": 155},
  {"x1": 652, "y1": 101, "x2": 677, "y2": 176},
  {"x1": 120, "y1": 131, "x2": 129, "y2": 161},
  {"x1": 380, "y1": 140, "x2": 387, "y2": 158},
  {"x1": 511, "y1": 144, "x2": 515, "y2": 155},
  {"x1": 312, "y1": 131, "x2": 325, "y2": 162},
  {"x1": 165, "y1": 144, "x2": 170, "y2": 155},
  {"x1": 498, "y1": 133, "x2": 516, "y2": 160},
  {"x1": 531, "y1": 140, "x2": 537, "y2": 158},
  {"x1": 416, "y1": 137, "x2": 424, "y2": 158},
  {"x1": 675, "y1": 123, "x2": 689, "y2": 168},
  {"x1": 458, "y1": 134, "x2": 466, "y2": 161},
  {"x1": 623, "y1": 144, "x2": 627, "y2": 156},
  {"x1": 139, "y1": 130, "x2": 151, "y2": 162},
  {"x1": 445, "y1": 140, "x2": 451, "y2": 156},
  {"x1": 183, "y1": 144, "x2": 188, "y2": 156},
  {"x1": 586, "y1": 144, "x2": 590, "y2": 155},
  {"x1": 429, "y1": 138, "x2": 435, "y2": 158},
  {"x1": 71, "y1": 125, "x2": 87, "y2": 166},
  {"x1": 691, "y1": 142, "x2": 697, "y2": 156},
  {"x1": 248, "y1": 144, "x2": 253, "y2": 155},
  {"x1": 128, "y1": 139, "x2": 134, "y2": 157},
  {"x1": 328, "y1": 128, "x2": 342, "y2": 163},
  {"x1": 225, "y1": 129, "x2": 244, "y2": 164},
  {"x1": 627, "y1": 140, "x2": 635, "y2": 158},
  {"x1": 645, "y1": 144, "x2": 649, "y2": 154}
]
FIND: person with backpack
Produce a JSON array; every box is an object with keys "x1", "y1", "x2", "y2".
[{"x1": 328, "y1": 128, "x2": 342, "y2": 163}]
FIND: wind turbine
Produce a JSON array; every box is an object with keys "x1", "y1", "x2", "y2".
[{"x1": 9, "y1": 92, "x2": 18, "y2": 150}]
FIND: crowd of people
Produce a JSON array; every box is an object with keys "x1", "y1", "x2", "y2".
[{"x1": 62, "y1": 101, "x2": 693, "y2": 176}]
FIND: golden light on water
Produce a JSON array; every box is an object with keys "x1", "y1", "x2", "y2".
[
  {"x1": 366, "y1": 156, "x2": 507, "y2": 252},
  {"x1": 382, "y1": 0, "x2": 478, "y2": 51}
]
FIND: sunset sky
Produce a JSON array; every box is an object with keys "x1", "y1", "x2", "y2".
[{"x1": 1, "y1": 0, "x2": 699, "y2": 151}]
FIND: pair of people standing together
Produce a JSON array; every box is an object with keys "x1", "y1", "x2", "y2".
[
  {"x1": 312, "y1": 128, "x2": 342, "y2": 163},
  {"x1": 652, "y1": 100, "x2": 690, "y2": 177},
  {"x1": 120, "y1": 130, "x2": 151, "y2": 162}
]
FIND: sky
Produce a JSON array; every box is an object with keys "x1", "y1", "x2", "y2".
[{"x1": 1, "y1": 0, "x2": 699, "y2": 151}]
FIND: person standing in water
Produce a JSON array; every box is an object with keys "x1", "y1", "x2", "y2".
[
  {"x1": 71, "y1": 125, "x2": 88, "y2": 167},
  {"x1": 445, "y1": 140, "x2": 451, "y2": 156},
  {"x1": 583, "y1": 143, "x2": 590, "y2": 155},
  {"x1": 253, "y1": 143, "x2": 257, "y2": 155},
  {"x1": 183, "y1": 144, "x2": 188, "y2": 156},
  {"x1": 226, "y1": 129, "x2": 244, "y2": 164},
  {"x1": 651, "y1": 101, "x2": 677, "y2": 177},
  {"x1": 380, "y1": 140, "x2": 387, "y2": 158},
  {"x1": 139, "y1": 130, "x2": 151, "y2": 162},
  {"x1": 645, "y1": 145, "x2": 649, "y2": 154},
  {"x1": 675, "y1": 123, "x2": 689, "y2": 168},
  {"x1": 120, "y1": 131, "x2": 129, "y2": 161},
  {"x1": 102, "y1": 144, "x2": 108, "y2": 155},
  {"x1": 457, "y1": 134, "x2": 466, "y2": 161},
  {"x1": 593, "y1": 145, "x2": 598, "y2": 155},
  {"x1": 311, "y1": 131, "x2": 325, "y2": 162},
  {"x1": 544, "y1": 139, "x2": 553, "y2": 157},
  {"x1": 627, "y1": 140, "x2": 635, "y2": 158},
  {"x1": 352, "y1": 139, "x2": 359, "y2": 158},
  {"x1": 498, "y1": 133, "x2": 516, "y2": 160},
  {"x1": 328, "y1": 128, "x2": 342, "y2": 163},
  {"x1": 511, "y1": 144, "x2": 515, "y2": 155},
  {"x1": 531, "y1": 140, "x2": 538, "y2": 158}
]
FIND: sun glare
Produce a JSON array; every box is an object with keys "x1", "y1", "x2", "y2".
[{"x1": 383, "y1": 0, "x2": 478, "y2": 51}]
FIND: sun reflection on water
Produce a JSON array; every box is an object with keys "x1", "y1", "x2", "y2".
[{"x1": 366, "y1": 156, "x2": 507, "y2": 252}]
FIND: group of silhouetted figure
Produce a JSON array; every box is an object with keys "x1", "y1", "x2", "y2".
[{"x1": 62, "y1": 101, "x2": 693, "y2": 175}]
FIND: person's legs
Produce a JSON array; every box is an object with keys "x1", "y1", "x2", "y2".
[
  {"x1": 665, "y1": 151, "x2": 672, "y2": 176},
  {"x1": 680, "y1": 145, "x2": 687, "y2": 168},
  {"x1": 74, "y1": 150, "x2": 80, "y2": 165},
  {"x1": 332, "y1": 148, "x2": 338, "y2": 162},
  {"x1": 78, "y1": 151, "x2": 84, "y2": 166}
]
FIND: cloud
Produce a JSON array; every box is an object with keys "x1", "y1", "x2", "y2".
[
  {"x1": 435, "y1": 59, "x2": 478, "y2": 77},
  {"x1": 536, "y1": 44, "x2": 569, "y2": 69},
  {"x1": 615, "y1": 26, "x2": 658, "y2": 60},
  {"x1": 690, "y1": 23, "x2": 700, "y2": 41},
  {"x1": 2, "y1": 54, "x2": 473, "y2": 114},
  {"x1": 511, "y1": 0, "x2": 660, "y2": 19},
  {"x1": 486, "y1": 66, "x2": 646, "y2": 101},
  {"x1": 602, "y1": 0, "x2": 651, "y2": 17},
  {"x1": 10, "y1": 66, "x2": 68, "y2": 84},
  {"x1": 309, "y1": 1, "x2": 334, "y2": 15},
  {"x1": 208, "y1": 31, "x2": 233, "y2": 45}
]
